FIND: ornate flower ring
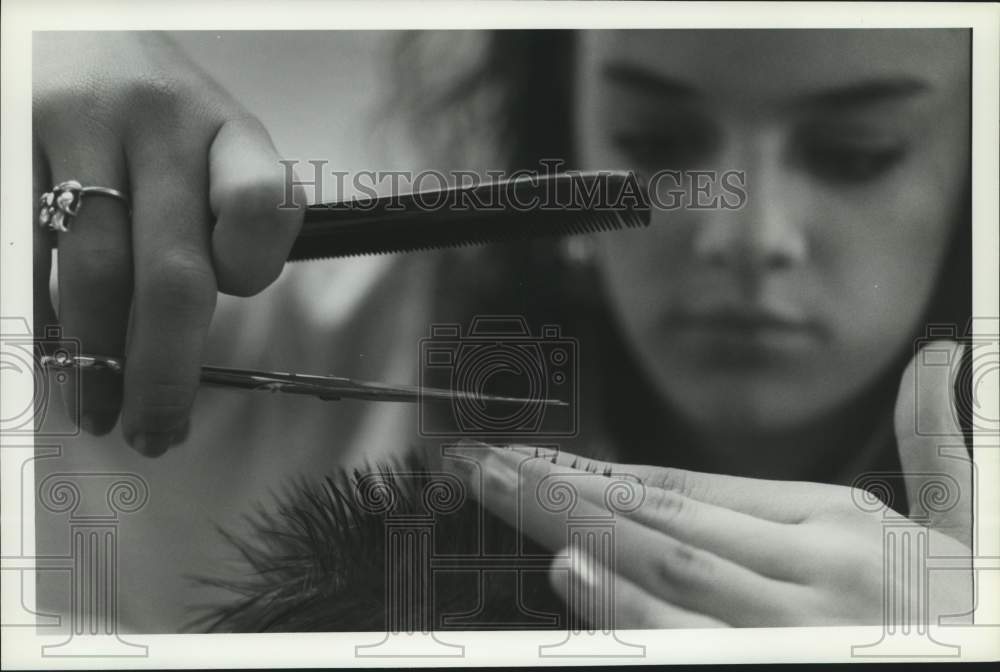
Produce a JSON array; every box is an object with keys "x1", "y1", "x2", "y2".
[{"x1": 39, "y1": 180, "x2": 130, "y2": 232}]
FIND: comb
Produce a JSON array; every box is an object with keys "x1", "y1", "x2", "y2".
[{"x1": 288, "y1": 171, "x2": 650, "y2": 261}]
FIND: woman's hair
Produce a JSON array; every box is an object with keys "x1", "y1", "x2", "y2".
[{"x1": 192, "y1": 448, "x2": 624, "y2": 632}]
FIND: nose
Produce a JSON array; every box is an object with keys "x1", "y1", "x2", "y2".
[{"x1": 691, "y1": 130, "x2": 808, "y2": 275}]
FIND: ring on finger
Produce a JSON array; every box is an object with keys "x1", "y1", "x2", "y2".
[{"x1": 39, "y1": 180, "x2": 130, "y2": 233}]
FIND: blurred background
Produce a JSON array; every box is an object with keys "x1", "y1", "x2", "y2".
[
  {"x1": 170, "y1": 30, "x2": 417, "y2": 341},
  {"x1": 35, "y1": 31, "x2": 481, "y2": 633}
]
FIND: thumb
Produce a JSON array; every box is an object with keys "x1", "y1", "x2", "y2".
[{"x1": 894, "y1": 339, "x2": 972, "y2": 546}]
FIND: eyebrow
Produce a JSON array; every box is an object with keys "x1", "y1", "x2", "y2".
[
  {"x1": 602, "y1": 63, "x2": 699, "y2": 98},
  {"x1": 798, "y1": 79, "x2": 930, "y2": 109},
  {"x1": 602, "y1": 62, "x2": 931, "y2": 108}
]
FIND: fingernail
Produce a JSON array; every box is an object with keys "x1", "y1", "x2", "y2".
[
  {"x1": 80, "y1": 412, "x2": 117, "y2": 436},
  {"x1": 129, "y1": 422, "x2": 189, "y2": 458},
  {"x1": 131, "y1": 432, "x2": 173, "y2": 457},
  {"x1": 64, "y1": 367, "x2": 123, "y2": 436}
]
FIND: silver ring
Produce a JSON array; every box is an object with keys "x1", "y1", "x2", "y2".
[{"x1": 38, "y1": 180, "x2": 130, "y2": 233}]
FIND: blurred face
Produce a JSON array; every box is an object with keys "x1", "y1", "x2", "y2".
[{"x1": 574, "y1": 30, "x2": 969, "y2": 435}]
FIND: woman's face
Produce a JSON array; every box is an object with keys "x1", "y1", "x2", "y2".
[{"x1": 574, "y1": 30, "x2": 969, "y2": 434}]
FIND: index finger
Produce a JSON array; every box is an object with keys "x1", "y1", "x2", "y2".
[{"x1": 505, "y1": 445, "x2": 830, "y2": 524}]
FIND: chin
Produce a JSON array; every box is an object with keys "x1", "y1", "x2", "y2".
[{"x1": 662, "y1": 375, "x2": 832, "y2": 434}]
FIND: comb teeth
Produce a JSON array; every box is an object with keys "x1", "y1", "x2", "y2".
[
  {"x1": 287, "y1": 209, "x2": 651, "y2": 261},
  {"x1": 287, "y1": 171, "x2": 652, "y2": 262}
]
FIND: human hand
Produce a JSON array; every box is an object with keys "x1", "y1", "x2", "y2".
[
  {"x1": 453, "y1": 340, "x2": 973, "y2": 627},
  {"x1": 33, "y1": 32, "x2": 305, "y2": 455}
]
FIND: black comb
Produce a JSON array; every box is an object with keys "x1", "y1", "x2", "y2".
[{"x1": 288, "y1": 171, "x2": 650, "y2": 261}]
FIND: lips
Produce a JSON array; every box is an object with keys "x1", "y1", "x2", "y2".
[
  {"x1": 678, "y1": 309, "x2": 814, "y2": 332},
  {"x1": 665, "y1": 304, "x2": 825, "y2": 347}
]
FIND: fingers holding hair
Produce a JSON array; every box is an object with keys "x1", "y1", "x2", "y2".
[
  {"x1": 505, "y1": 445, "x2": 828, "y2": 524},
  {"x1": 456, "y1": 446, "x2": 808, "y2": 626}
]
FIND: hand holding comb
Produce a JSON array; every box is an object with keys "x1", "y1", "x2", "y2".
[{"x1": 44, "y1": 171, "x2": 650, "y2": 405}]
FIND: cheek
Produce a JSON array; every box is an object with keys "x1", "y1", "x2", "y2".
[
  {"x1": 813, "y1": 155, "x2": 964, "y2": 364},
  {"x1": 591, "y1": 178, "x2": 960, "y2": 432},
  {"x1": 593, "y1": 217, "x2": 689, "y2": 329}
]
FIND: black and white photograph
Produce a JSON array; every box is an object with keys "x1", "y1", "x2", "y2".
[{"x1": 2, "y1": 1, "x2": 998, "y2": 668}]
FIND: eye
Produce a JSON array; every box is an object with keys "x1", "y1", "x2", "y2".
[
  {"x1": 608, "y1": 123, "x2": 717, "y2": 170},
  {"x1": 796, "y1": 127, "x2": 908, "y2": 184}
]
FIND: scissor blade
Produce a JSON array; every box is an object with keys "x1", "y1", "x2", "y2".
[
  {"x1": 41, "y1": 355, "x2": 569, "y2": 406},
  {"x1": 42, "y1": 355, "x2": 567, "y2": 406},
  {"x1": 198, "y1": 364, "x2": 568, "y2": 405}
]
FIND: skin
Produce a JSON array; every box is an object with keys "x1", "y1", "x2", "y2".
[
  {"x1": 33, "y1": 31, "x2": 967, "y2": 457},
  {"x1": 34, "y1": 30, "x2": 973, "y2": 627},
  {"x1": 463, "y1": 28, "x2": 970, "y2": 628},
  {"x1": 573, "y1": 30, "x2": 970, "y2": 470},
  {"x1": 452, "y1": 340, "x2": 973, "y2": 627},
  {"x1": 33, "y1": 32, "x2": 305, "y2": 455}
]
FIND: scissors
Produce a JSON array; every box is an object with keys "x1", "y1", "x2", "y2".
[
  {"x1": 40, "y1": 172, "x2": 647, "y2": 407},
  {"x1": 41, "y1": 353, "x2": 568, "y2": 406}
]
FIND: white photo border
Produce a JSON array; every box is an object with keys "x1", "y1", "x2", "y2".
[{"x1": 2, "y1": 1, "x2": 998, "y2": 667}]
